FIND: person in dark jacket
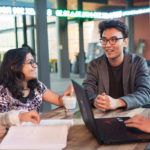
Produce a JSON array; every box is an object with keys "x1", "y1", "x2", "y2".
[{"x1": 83, "y1": 20, "x2": 150, "y2": 111}]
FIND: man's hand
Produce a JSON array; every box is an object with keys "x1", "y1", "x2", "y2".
[
  {"x1": 94, "y1": 93, "x2": 126, "y2": 111},
  {"x1": 94, "y1": 93, "x2": 109, "y2": 111},
  {"x1": 19, "y1": 111, "x2": 40, "y2": 124},
  {"x1": 125, "y1": 115, "x2": 150, "y2": 133}
]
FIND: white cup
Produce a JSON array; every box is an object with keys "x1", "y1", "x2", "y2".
[{"x1": 62, "y1": 96, "x2": 77, "y2": 110}]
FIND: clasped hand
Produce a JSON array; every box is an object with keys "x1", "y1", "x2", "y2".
[{"x1": 94, "y1": 93, "x2": 120, "y2": 111}]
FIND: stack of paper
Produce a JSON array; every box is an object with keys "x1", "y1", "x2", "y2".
[{"x1": 0, "y1": 119, "x2": 73, "y2": 150}]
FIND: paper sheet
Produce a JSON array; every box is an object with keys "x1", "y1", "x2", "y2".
[
  {"x1": 0, "y1": 119, "x2": 73, "y2": 150},
  {"x1": 22, "y1": 119, "x2": 74, "y2": 126}
]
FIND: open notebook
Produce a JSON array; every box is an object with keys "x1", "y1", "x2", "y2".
[{"x1": 0, "y1": 119, "x2": 73, "y2": 150}]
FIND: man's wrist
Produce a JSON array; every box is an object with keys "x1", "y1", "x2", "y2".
[{"x1": 117, "y1": 99, "x2": 127, "y2": 108}]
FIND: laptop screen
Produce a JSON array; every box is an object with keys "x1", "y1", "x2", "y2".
[{"x1": 72, "y1": 80, "x2": 98, "y2": 138}]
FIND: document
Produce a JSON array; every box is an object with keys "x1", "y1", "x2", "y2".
[{"x1": 0, "y1": 119, "x2": 73, "y2": 150}]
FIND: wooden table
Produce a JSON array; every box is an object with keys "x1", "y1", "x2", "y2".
[
  {"x1": 0, "y1": 107, "x2": 150, "y2": 150},
  {"x1": 40, "y1": 107, "x2": 150, "y2": 150}
]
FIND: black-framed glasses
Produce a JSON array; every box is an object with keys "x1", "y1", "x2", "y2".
[
  {"x1": 100, "y1": 37, "x2": 124, "y2": 45},
  {"x1": 24, "y1": 60, "x2": 38, "y2": 67}
]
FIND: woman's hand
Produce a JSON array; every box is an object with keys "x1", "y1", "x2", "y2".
[
  {"x1": 124, "y1": 115, "x2": 150, "y2": 133},
  {"x1": 64, "y1": 84, "x2": 74, "y2": 96},
  {"x1": 19, "y1": 111, "x2": 40, "y2": 124},
  {"x1": 0, "y1": 126, "x2": 6, "y2": 138}
]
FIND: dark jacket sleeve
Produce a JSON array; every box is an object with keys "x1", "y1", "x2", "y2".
[
  {"x1": 82, "y1": 59, "x2": 99, "y2": 102},
  {"x1": 120, "y1": 56, "x2": 150, "y2": 110}
]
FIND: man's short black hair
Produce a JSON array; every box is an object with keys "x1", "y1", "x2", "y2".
[{"x1": 98, "y1": 20, "x2": 128, "y2": 38}]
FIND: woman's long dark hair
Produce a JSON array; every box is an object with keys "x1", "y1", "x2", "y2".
[{"x1": 0, "y1": 47, "x2": 38, "y2": 100}]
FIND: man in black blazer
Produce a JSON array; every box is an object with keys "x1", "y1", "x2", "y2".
[{"x1": 83, "y1": 20, "x2": 150, "y2": 111}]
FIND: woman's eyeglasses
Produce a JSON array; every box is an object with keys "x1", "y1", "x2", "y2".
[
  {"x1": 100, "y1": 36, "x2": 124, "y2": 45},
  {"x1": 24, "y1": 60, "x2": 38, "y2": 67}
]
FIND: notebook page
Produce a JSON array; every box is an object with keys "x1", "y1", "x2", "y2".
[{"x1": 0, "y1": 122, "x2": 72, "y2": 150}]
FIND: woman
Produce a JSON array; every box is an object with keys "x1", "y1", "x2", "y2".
[
  {"x1": 0, "y1": 47, "x2": 72, "y2": 112},
  {"x1": 0, "y1": 110, "x2": 40, "y2": 137}
]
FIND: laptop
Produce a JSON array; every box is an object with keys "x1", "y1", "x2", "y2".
[{"x1": 72, "y1": 80, "x2": 150, "y2": 144}]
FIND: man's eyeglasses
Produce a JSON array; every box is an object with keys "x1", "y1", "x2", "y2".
[
  {"x1": 100, "y1": 37, "x2": 124, "y2": 45},
  {"x1": 24, "y1": 60, "x2": 38, "y2": 67}
]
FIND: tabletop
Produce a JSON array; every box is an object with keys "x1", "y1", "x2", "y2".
[{"x1": 40, "y1": 107, "x2": 150, "y2": 150}]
